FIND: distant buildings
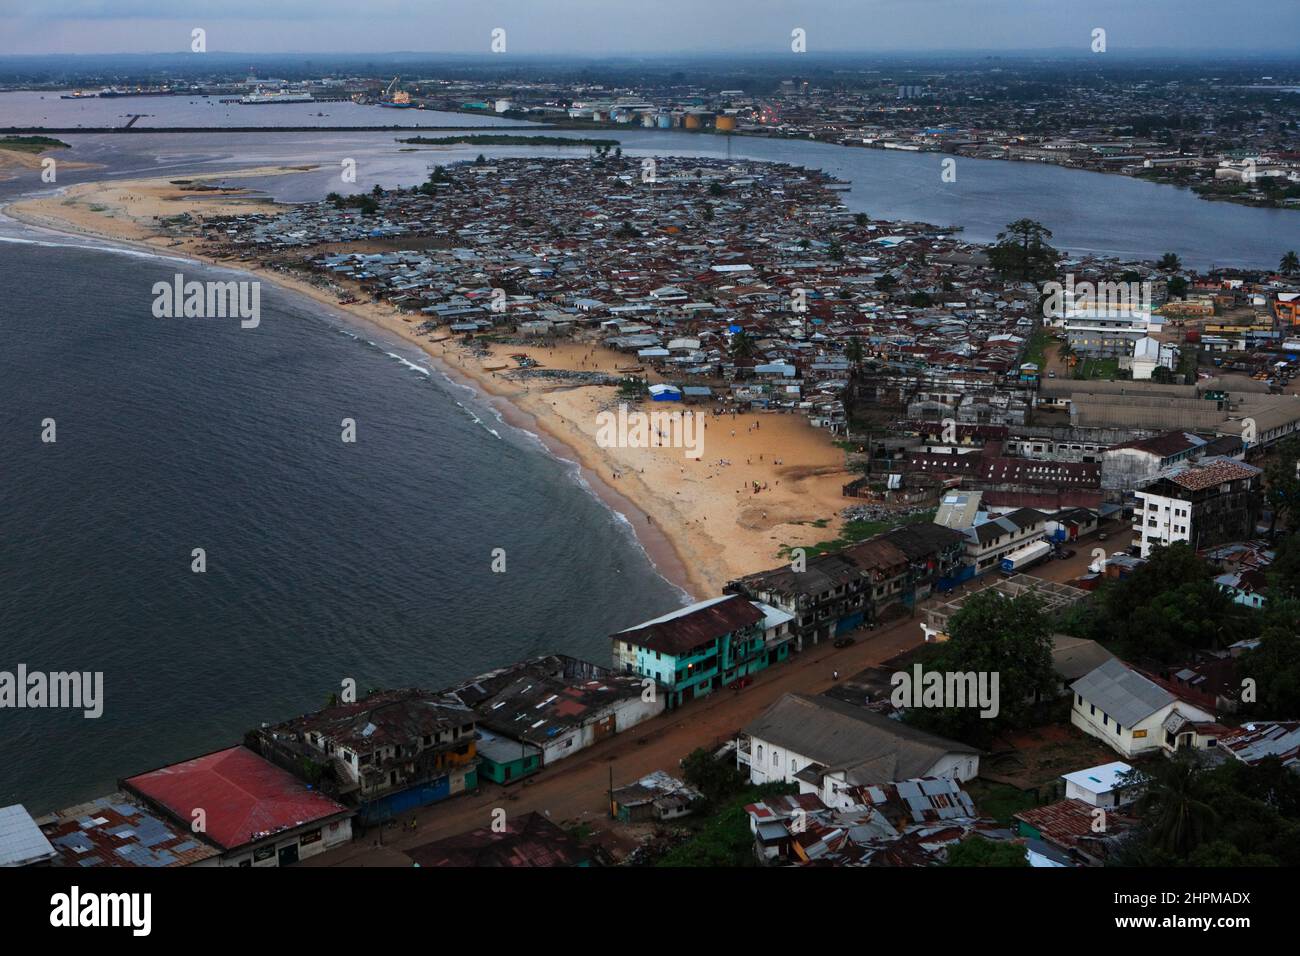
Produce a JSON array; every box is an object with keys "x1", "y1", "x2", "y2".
[
  {"x1": 447, "y1": 655, "x2": 664, "y2": 767},
  {"x1": 1220, "y1": 721, "x2": 1300, "y2": 772}
]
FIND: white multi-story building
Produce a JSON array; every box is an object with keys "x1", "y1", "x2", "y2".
[{"x1": 1132, "y1": 457, "x2": 1262, "y2": 558}]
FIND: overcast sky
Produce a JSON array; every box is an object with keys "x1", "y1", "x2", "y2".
[{"x1": 2, "y1": 0, "x2": 1298, "y2": 56}]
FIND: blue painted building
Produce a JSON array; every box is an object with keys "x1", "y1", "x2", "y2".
[{"x1": 613, "y1": 595, "x2": 769, "y2": 709}]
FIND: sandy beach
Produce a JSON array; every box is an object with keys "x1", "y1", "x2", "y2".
[
  {"x1": 6, "y1": 169, "x2": 855, "y2": 599},
  {"x1": 0, "y1": 145, "x2": 100, "y2": 182}
]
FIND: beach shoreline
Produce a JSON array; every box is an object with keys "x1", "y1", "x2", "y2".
[{"x1": 5, "y1": 168, "x2": 855, "y2": 599}]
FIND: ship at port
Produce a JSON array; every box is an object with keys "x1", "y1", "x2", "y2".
[
  {"x1": 239, "y1": 89, "x2": 316, "y2": 105},
  {"x1": 377, "y1": 75, "x2": 414, "y2": 108}
]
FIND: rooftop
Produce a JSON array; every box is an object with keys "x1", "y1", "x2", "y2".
[{"x1": 123, "y1": 746, "x2": 351, "y2": 852}]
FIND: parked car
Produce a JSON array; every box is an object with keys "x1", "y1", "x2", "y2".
[{"x1": 833, "y1": 636, "x2": 856, "y2": 648}]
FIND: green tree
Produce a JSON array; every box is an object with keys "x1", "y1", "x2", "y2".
[
  {"x1": 1281, "y1": 250, "x2": 1299, "y2": 276},
  {"x1": 1095, "y1": 543, "x2": 1253, "y2": 660},
  {"x1": 904, "y1": 591, "x2": 1056, "y2": 746},
  {"x1": 617, "y1": 376, "x2": 649, "y2": 399},
  {"x1": 945, "y1": 836, "x2": 1029, "y2": 867},
  {"x1": 729, "y1": 329, "x2": 755, "y2": 362},
  {"x1": 845, "y1": 337, "x2": 865, "y2": 369},
  {"x1": 656, "y1": 804, "x2": 757, "y2": 867},
  {"x1": 680, "y1": 747, "x2": 746, "y2": 808},
  {"x1": 1264, "y1": 437, "x2": 1300, "y2": 531},
  {"x1": 987, "y1": 218, "x2": 1061, "y2": 282},
  {"x1": 1157, "y1": 252, "x2": 1182, "y2": 271},
  {"x1": 1124, "y1": 756, "x2": 1217, "y2": 859},
  {"x1": 1166, "y1": 275, "x2": 1189, "y2": 298}
]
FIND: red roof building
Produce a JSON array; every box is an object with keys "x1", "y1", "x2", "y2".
[{"x1": 123, "y1": 746, "x2": 352, "y2": 865}]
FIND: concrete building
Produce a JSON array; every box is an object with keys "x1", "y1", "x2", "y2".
[
  {"x1": 122, "y1": 746, "x2": 353, "y2": 866},
  {"x1": 613, "y1": 595, "x2": 769, "y2": 708},
  {"x1": 1070, "y1": 659, "x2": 1218, "y2": 759},
  {"x1": 255, "y1": 689, "x2": 479, "y2": 825},
  {"x1": 1132, "y1": 457, "x2": 1262, "y2": 558},
  {"x1": 1065, "y1": 307, "x2": 1154, "y2": 358},
  {"x1": 1061, "y1": 761, "x2": 1136, "y2": 808},
  {"x1": 963, "y1": 507, "x2": 1048, "y2": 574},
  {"x1": 451, "y1": 655, "x2": 665, "y2": 767},
  {"x1": 739, "y1": 693, "x2": 980, "y2": 800}
]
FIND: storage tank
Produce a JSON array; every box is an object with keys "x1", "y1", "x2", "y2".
[
  {"x1": 656, "y1": 113, "x2": 672, "y2": 129},
  {"x1": 683, "y1": 113, "x2": 702, "y2": 129},
  {"x1": 715, "y1": 115, "x2": 737, "y2": 131},
  {"x1": 641, "y1": 112, "x2": 656, "y2": 127}
]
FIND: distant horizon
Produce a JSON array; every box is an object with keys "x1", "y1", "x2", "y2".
[
  {"x1": 2, "y1": 0, "x2": 1298, "y2": 57},
  {"x1": 3, "y1": 48, "x2": 1300, "y2": 64}
]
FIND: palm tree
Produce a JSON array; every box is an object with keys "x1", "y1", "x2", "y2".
[
  {"x1": 845, "y1": 337, "x2": 864, "y2": 369},
  {"x1": 1158, "y1": 252, "x2": 1182, "y2": 272},
  {"x1": 729, "y1": 330, "x2": 755, "y2": 362},
  {"x1": 1129, "y1": 756, "x2": 1217, "y2": 858},
  {"x1": 1281, "y1": 250, "x2": 1299, "y2": 276}
]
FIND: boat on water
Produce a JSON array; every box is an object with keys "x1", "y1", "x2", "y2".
[
  {"x1": 377, "y1": 76, "x2": 414, "y2": 108},
  {"x1": 239, "y1": 89, "x2": 315, "y2": 105}
]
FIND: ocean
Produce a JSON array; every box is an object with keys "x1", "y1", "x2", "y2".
[{"x1": 0, "y1": 233, "x2": 686, "y2": 813}]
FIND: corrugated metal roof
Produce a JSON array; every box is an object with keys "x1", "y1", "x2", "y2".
[
  {"x1": 1070, "y1": 658, "x2": 1173, "y2": 727},
  {"x1": 0, "y1": 804, "x2": 57, "y2": 867}
]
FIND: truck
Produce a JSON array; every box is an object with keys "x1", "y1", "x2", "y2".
[{"x1": 1000, "y1": 539, "x2": 1053, "y2": 575}]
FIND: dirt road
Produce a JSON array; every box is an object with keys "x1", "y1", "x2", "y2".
[
  {"x1": 305, "y1": 601, "x2": 937, "y2": 866},
  {"x1": 305, "y1": 519, "x2": 1126, "y2": 866}
]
